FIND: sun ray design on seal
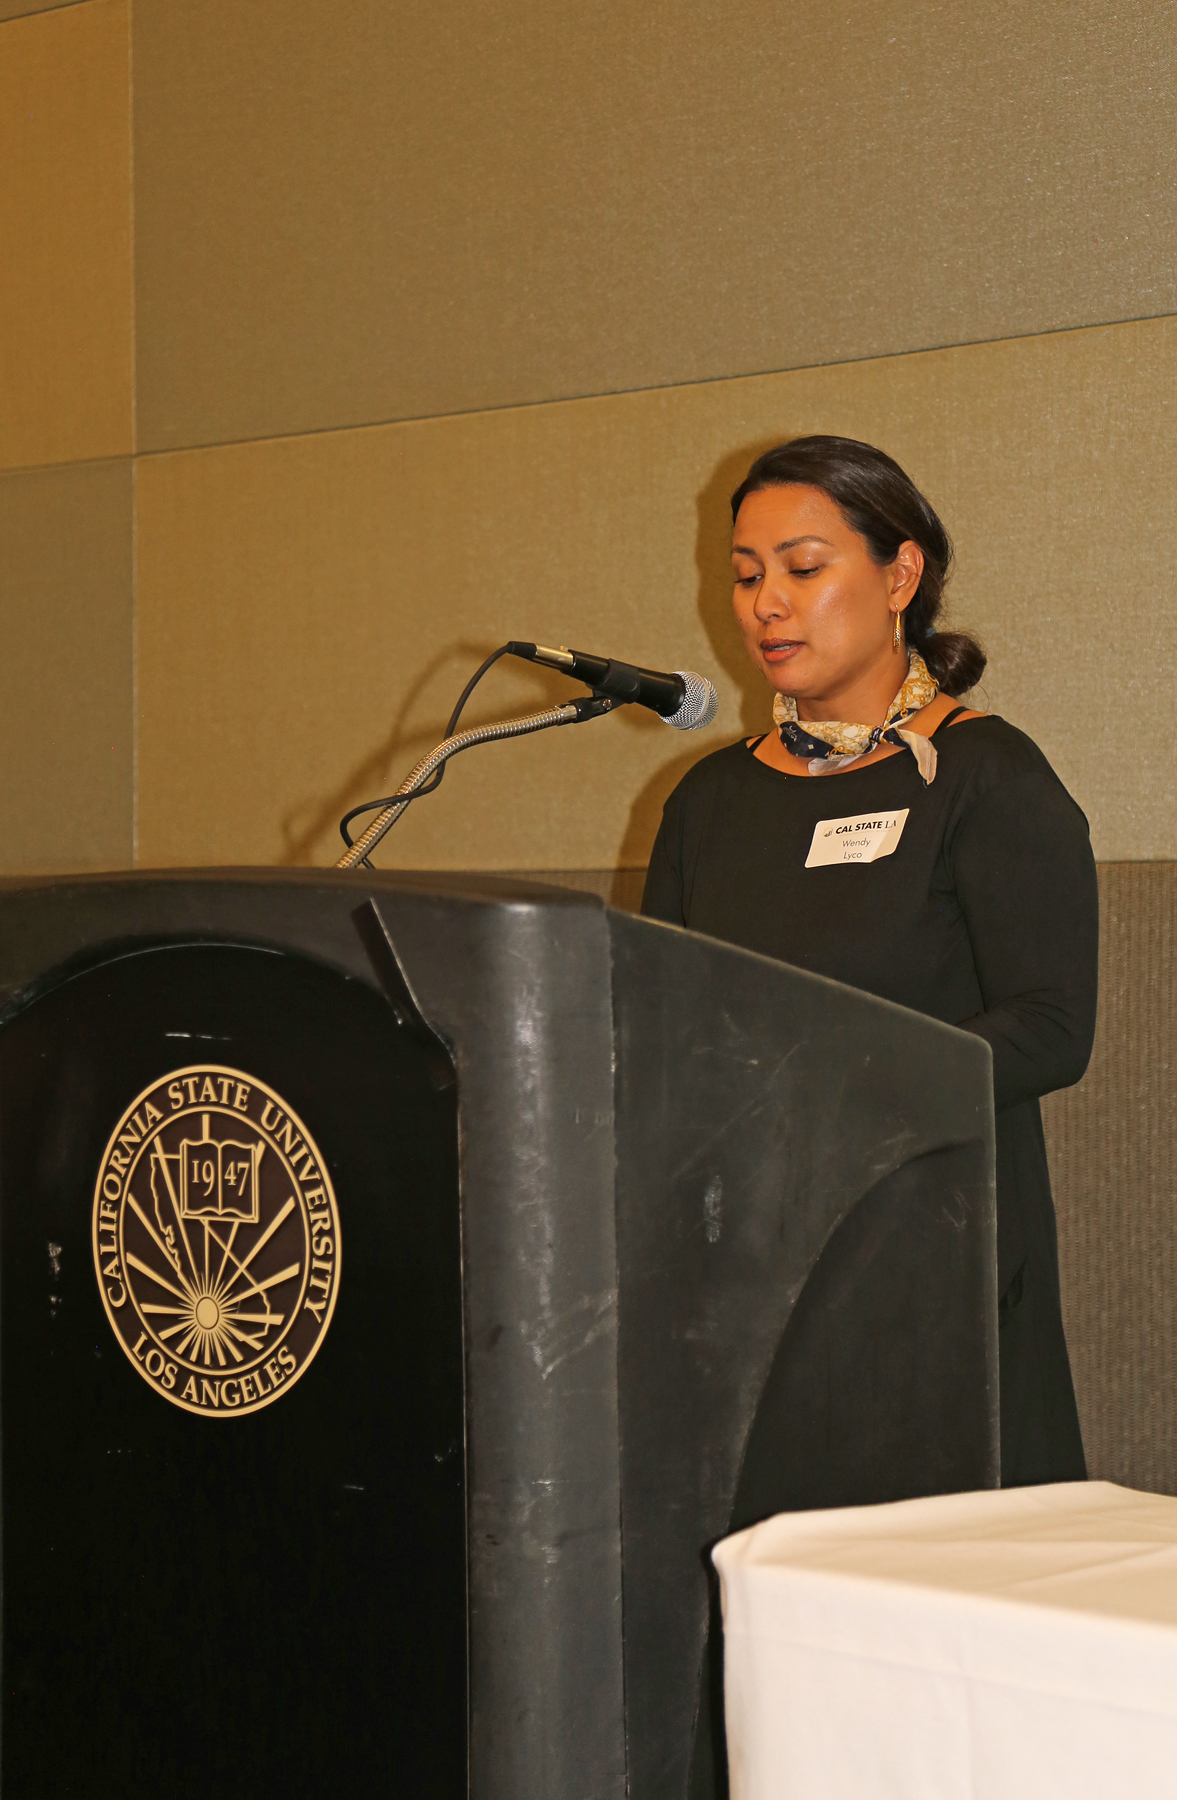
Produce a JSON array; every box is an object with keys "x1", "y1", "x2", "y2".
[
  {"x1": 92, "y1": 1065, "x2": 341, "y2": 1419},
  {"x1": 126, "y1": 1181, "x2": 299, "y2": 1367}
]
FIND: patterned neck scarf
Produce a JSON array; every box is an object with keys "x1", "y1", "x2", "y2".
[{"x1": 773, "y1": 650, "x2": 941, "y2": 785}]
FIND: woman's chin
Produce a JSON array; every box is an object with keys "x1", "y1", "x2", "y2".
[{"x1": 761, "y1": 658, "x2": 811, "y2": 697}]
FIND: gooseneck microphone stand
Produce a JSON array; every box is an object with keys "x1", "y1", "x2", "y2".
[{"x1": 335, "y1": 693, "x2": 614, "y2": 870}]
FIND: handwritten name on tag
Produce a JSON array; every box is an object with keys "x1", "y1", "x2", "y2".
[{"x1": 805, "y1": 808, "x2": 910, "y2": 868}]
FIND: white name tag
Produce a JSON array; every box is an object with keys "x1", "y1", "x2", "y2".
[{"x1": 805, "y1": 808, "x2": 910, "y2": 867}]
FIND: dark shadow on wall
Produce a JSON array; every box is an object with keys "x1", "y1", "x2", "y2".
[
  {"x1": 286, "y1": 431, "x2": 793, "y2": 873},
  {"x1": 693, "y1": 434, "x2": 786, "y2": 739},
  {"x1": 614, "y1": 744, "x2": 710, "y2": 873},
  {"x1": 277, "y1": 642, "x2": 571, "y2": 866},
  {"x1": 614, "y1": 430, "x2": 794, "y2": 871}
]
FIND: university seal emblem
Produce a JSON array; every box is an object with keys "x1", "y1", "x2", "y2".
[{"x1": 92, "y1": 1065, "x2": 341, "y2": 1417}]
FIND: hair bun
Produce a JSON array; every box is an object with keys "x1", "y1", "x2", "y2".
[{"x1": 917, "y1": 629, "x2": 986, "y2": 697}]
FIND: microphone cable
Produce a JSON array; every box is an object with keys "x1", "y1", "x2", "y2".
[{"x1": 339, "y1": 644, "x2": 513, "y2": 856}]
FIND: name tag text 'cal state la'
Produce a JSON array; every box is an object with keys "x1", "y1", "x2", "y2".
[{"x1": 805, "y1": 808, "x2": 910, "y2": 868}]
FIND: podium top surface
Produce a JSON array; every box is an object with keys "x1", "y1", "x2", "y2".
[
  {"x1": 0, "y1": 867, "x2": 995, "y2": 1076},
  {"x1": 0, "y1": 863, "x2": 601, "y2": 905}
]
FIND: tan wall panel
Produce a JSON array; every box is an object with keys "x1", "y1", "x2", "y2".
[
  {"x1": 135, "y1": 314, "x2": 1177, "y2": 871},
  {"x1": 0, "y1": 2, "x2": 87, "y2": 17},
  {"x1": 0, "y1": 460, "x2": 133, "y2": 871},
  {"x1": 0, "y1": 0, "x2": 132, "y2": 471},
  {"x1": 132, "y1": 0, "x2": 1177, "y2": 453}
]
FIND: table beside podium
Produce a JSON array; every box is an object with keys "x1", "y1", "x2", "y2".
[
  {"x1": 0, "y1": 869, "x2": 996, "y2": 1798},
  {"x1": 715, "y1": 1481, "x2": 1177, "y2": 1800}
]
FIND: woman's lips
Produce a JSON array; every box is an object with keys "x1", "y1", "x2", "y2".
[{"x1": 760, "y1": 638, "x2": 803, "y2": 664}]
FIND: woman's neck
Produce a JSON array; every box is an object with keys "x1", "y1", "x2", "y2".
[{"x1": 792, "y1": 644, "x2": 910, "y2": 727}]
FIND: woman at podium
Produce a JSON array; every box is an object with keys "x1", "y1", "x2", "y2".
[{"x1": 642, "y1": 434, "x2": 1097, "y2": 1488}]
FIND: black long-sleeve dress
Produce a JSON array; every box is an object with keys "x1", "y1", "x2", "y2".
[{"x1": 641, "y1": 713, "x2": 1098, "y2": 1486}]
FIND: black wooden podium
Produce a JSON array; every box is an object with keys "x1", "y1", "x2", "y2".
[{"x1": 0, "y1": 870, "x2": 996, "y2": 1800}]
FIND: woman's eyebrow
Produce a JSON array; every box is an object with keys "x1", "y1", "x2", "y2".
[{"x1": 731, "y1": 535, "x2": 833, "y2": 557}]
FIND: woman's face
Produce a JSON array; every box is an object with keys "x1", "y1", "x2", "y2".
[{"x1": 730, "y1": 483, "x2": 921, "y2": 708}]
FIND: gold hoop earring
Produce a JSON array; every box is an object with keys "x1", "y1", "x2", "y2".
[{"x1": 893, "y1": 609, "x2": 902, "y2": 651}]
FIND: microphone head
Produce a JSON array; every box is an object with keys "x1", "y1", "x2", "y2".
[{"x1": 665, "y1": 671, "x2": 719, "y2": 731}]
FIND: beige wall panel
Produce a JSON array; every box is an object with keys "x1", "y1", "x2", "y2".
[
  {"x1": 0, "y1": 2, "x2": 87, "y2": 18},
  {"x1": 0, "y1": 0, "x2": 132, "y2": 471},
  {"x1": 131, "y1": 0, "x2": 1177, "y2": 453},
  {"x1": 0, "y1": 460, "x2": 133, "y2": 871},
  {"x1": 135, "y1": 314, "x2": 1176, "y2": 872}
]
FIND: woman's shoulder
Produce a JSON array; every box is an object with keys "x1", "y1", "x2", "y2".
[
  {"x1": 940, "y1": 714, "x2": 1088, "y2": 824},
  {"x1": 941, "y1": 712, "x2": 1052, "y2": 772}
]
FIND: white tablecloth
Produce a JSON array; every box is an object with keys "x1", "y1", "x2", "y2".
[{"x1": 713, "y1": 1481, "x2": 1177, "y2": 1800}]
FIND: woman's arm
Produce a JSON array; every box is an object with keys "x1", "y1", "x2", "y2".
[{"x1": 951, "y1": 772, "x2": 1099, "y2": 1110}]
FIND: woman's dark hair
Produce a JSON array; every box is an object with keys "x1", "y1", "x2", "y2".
[{"x1": 730, "y1": 435, "x2": 986, "y2": 697}]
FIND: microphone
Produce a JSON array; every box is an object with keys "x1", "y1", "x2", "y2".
[{"x1": 507, "y1": 641, "x2": 719, "y2": 731}]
